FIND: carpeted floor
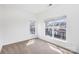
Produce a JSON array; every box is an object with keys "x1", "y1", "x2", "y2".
[{"x1": 0, "y1": 38, "x2": 73, "y2": 54}]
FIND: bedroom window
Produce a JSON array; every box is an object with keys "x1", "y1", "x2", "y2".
[
  {"x1": 30, "y1": 21, "x2": 35, "y2": 34},
  {"x1": 45, "y1": 16, "x2": 66, "y2": 40}
]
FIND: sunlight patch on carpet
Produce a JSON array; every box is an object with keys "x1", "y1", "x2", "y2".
[
  {"x1": 26, "y1": 40, "x2": 35, "y2": 46},
  {"x1": 47, "y1": 43, "x2": 63, "y2": 54}
]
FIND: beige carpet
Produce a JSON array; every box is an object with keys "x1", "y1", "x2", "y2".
[{"x1": 1, "y1": 38, "x2": 73, "y2": 54}]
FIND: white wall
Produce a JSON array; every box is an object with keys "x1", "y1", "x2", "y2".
[
  {"x1": 36, "y1": 4, "x2": 79, "y2": 53},
  {"x1": 1, "y1": 5, "x2": 38, "y2": 45},
  {"x1": 0, "y1": 5, "x2": 3, "y2": 51},
  {"x1": 1, "y1": 4, "x2": 79, "y2": 53}
]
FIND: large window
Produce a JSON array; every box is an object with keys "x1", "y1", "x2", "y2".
[{"x1": 45, "y1": 16, "x2": 66, "y2": 40}]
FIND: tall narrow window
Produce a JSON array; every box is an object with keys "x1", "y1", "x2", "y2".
[
  {"x1": 45, "y1": 19, "x2": 54, "y2": 37},
  {"x1": 30, "y1": 21, "x2": 35, "y2": 34},
  {"x1": 54, "y1": 16, "x2": 66, "y2": 40}
]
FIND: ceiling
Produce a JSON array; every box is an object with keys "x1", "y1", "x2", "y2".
[{"x1": 3, "y1": 4, "x2": 52, "y2": 14}]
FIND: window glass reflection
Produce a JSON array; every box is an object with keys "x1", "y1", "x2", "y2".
[{"x1": 45, "y1": 16, "x2": 66, "y2": 40}]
